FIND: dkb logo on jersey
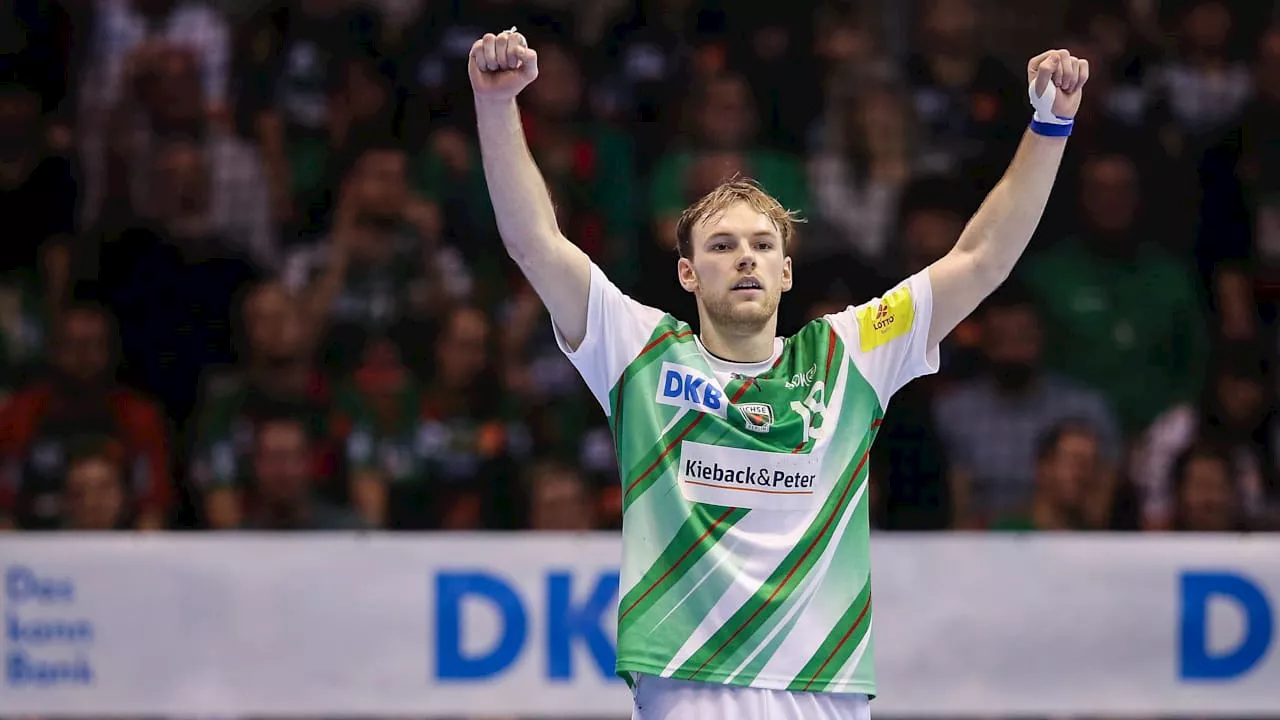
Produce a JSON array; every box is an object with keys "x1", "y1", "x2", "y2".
[{"x1": 656, "y1": 362, "x2": 727, "y2": 418}]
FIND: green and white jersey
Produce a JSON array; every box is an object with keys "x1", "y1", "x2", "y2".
[{"x1": 555, "y1": 263, "x2": 938, "y2": 698}]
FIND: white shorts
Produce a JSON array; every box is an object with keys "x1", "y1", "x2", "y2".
[{"x1": 631, "y1": 674, "x2": 871, "y2": 720}]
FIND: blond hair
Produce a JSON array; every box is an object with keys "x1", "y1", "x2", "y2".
[{"x1": 674, "y1": 178, "x2": 802, "y2": 259}]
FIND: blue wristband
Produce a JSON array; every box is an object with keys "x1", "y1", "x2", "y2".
[{"x1": 1029, "y1": 118, "x2": 1073, "y2": 137}]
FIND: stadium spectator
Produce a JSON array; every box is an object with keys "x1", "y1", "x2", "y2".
[
  {"x1": 1199, "y1": 27, "x2": 1280, "y2": 346},
  {"x1": 1059, "y1": 0, "x2": 1161, "y2": 130},
  {"x1": 992, "y1": 420, "x2": 1105, "y2": 531},
  {"x1": 129, "y1": 48, "x2": 273, "y2": 268},
  {"x1": 0, "y1": 0, "x2": 1269, "y2": 548},
  {"x1": 521, "y1": 40, "x2": 640, "y2": 289},
  {"x1": 85, "y1": 45, "x2": 274, "y2": 288},
  {"x1": 284, "y1": 137, "x2": 463, "y2": 373},
  {"x1": 189, "y1": 280, "x2": 380, "y2": 529},
  {"x1": 240, "y1": 414, "x2": 366, "y2": 530},
  {"x1": 80, "y1": 0, "x2": 229, "y2": 121},
  {"x1": 1133, "y1": 341, "x2": 1280, "y2": 531},
  {"x1": 642, "y1": 69, "x2": 808, "y2": 316},
  {"x1": 648, "y1": 71, "x2": 809, "y2": 252},
  {"x1": 498, "y1": 284, "x2": 595, "y2": 441},
  {"x1": 934, "y1": 282, "x2": 1121, "y2": 528},
  {"x1": 1170, "y1": 442, "x2": 1248, "y2": 532},
  {"x1": 1153, "y1": 0, "x2": 1252, "y2": 151},
  {"x1": 526, "y1": 458, "x2": 593, "y2": 531},
  {"x1": 78, "y1": 0, "x2": 231, "y2": 227},
  {"x1": 0, "y1": 302, "x2": 169, "y2": 530},
  {"x1": 95, "y1": 133, "x2": 263, "y2": 427},
  {"x1": 284, "y1": 53, "x2": 404, "y2": 233},
  {"x1": 1049, "y1": 38, "x2": 1198, "y2": 254},
  {"x1": 593, "y1": 0, "x2": 699, "y2": 168},
  {"x1": 1022, "y1": 150, "x2": 1210, "y2": 436},
  {"x1": 0, "y1": 69, "x2": 73, "y2": 393},
  {"x1": 59, "y1": 439, "x2": 130, "y2": 531},
  {"x1": 870, "y1": 378, "x2": 954, "y2": 531},
  {"x1": 904, "y1": 0, "x2": 1023, "y2": 185},
  {"x1": 334, "y1": 334, "x2": 422, "y2": 529},
  {"x1": 405, "y1": 304, "x2": 530, "y2": 530},
  {"x1": 721, "y1": 5, "x2": 823, "y2": 155},
  {"x1": 0, "y1": 0, "x2": 85, "y2": 134},
  {"x1": 811, "y1": 2, "x2": 895, "y2": 99},
  {"x1": 235, "y1": 0, "x2": 382, "y2": 224},
  {"x1": 336, "y1": 304, "x2": 529, "y2": 531},
  {"x1": 496, "y1": 284, "x2": 617, "y2": 526},
  {"x1": 808, "y1": 78, "x2": 922, "y2": 266}
]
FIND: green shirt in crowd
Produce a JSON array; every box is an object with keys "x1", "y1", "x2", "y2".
[{"x1": 1021, "y1": 237, "x2": 1209, "y2": 436}]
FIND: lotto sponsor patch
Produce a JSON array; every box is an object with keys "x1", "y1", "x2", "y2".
[{"x1": 855, "y1": 285, "x2": 915, "y2": 351}]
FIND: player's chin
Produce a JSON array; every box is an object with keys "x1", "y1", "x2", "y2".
[{"x1": 730, "y1": 300, "x2": 777, "y2": 322}]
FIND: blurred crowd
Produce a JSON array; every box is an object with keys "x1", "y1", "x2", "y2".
[{"x1": 1, "y1": 0, "x2": 1279, "y2": 536}]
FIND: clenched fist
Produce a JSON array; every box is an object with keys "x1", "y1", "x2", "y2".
[
  {"x1": 1027, "y1": 49, "x2": 1089, "y2": 120},
  {"x1": 469, "y1": 28, "x2": 539, "y2": 101}
]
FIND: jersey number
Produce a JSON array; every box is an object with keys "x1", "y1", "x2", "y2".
[{"x1": 790, "y1": 381, "x2": 828, "y2": 444}]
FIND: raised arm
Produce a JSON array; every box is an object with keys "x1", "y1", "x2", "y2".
[
  {"x1": 927, "y1": 49, "x2": 1089, "y2": 347},
  {"x1": 469, "y1": 29, "x2": 592, "y2": 349}
]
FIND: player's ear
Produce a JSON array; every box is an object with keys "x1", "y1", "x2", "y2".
[
  {"x1": 781, "y1": 256, "x2": 793, "y2": 293},
  {"x1": 677, "y1": 257, "x2": 698, "y2": 293}
]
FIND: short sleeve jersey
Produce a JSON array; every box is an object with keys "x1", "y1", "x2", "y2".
[{"x1": 555, "y1": 263, "x2": 938, "y2": 696}]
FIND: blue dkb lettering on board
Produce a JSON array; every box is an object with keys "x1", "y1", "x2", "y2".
[
  {"x1": 433, "y1": 571, "x2": 620, "y2": 682},
  {"x1": 1179, "y1": 571, "x2": 1274, "y2": 680}
]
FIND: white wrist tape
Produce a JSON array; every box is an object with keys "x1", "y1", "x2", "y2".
[{"x1": 1029, "y1": 79, "x2": 1070, "y2": 124}]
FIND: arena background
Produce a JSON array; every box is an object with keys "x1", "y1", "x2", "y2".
[{"x1": 0, "y1": 0, "x2": 1278, "y2": 717}]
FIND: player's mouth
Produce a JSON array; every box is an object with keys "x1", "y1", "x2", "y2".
[{"x1": 731, "y1": 277, "x2": 763, "y2": 294}]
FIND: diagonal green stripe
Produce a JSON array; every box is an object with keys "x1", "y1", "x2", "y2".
[
  {"x1": 611, "y1": 372, "x2": 628, "y2": 439},
  {"x1": 695, "y1": 461, "x2": 872, "y2": 680},
  {"x1": 621, "y1": 414, "x2": 716, "y2": 509},
  {"x1": 618, "y1": 505, "x2": 749, "y2": 627},
  {"x1": 617, "y1": 319, "x2": 690, "y2": 383},
  {"x1": 622, "y1": 405, "x2": 745, "y2": 509},
  {"x1": 674, "y1": 422, "x2": 879, "y2": 680},
  {"x1": 788, "y1": 581, "x2": 873, "y2": 691},
  {"x1": 721, "y1": 580, "x2": 814, "y2": 686}
]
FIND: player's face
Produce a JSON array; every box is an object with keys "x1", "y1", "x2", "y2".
[{"x1": 679, "y1": 202, "x2": 792, "y2": 333}]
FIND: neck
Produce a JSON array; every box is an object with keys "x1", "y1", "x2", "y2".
[
  {"x1": 256, "y1": 497, "x2": 311, "y2": 527},
  {"x1": 1031, "y1": 497, "x2": 1082, "y2": 530},
  {"x1": 248, "y1": 358, "x2": 304, "y2": 389},
  {"x1": 697, "y1": 316, "x2": 777, "y2": 363}
]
